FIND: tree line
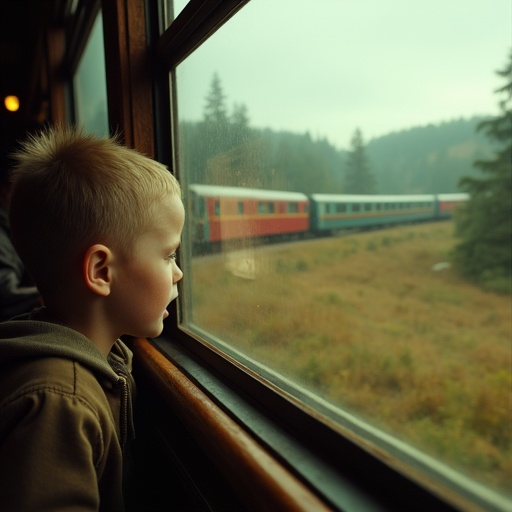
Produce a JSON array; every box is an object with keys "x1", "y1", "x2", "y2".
[{"x1": 179, "y1": 74, "x2": 491, "y2": 196}]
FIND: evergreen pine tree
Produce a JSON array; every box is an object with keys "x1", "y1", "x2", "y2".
[
  {"x1": 343, "y1": 128, "x2": 377, "y2": 194},
  {"x1": 453, "y1": 50, "x2": 512, "y2": 293},
  {"x1": 199, "y1": 73, "x2": 230, "y2": 183},
  {"x1": 203, "y1": 72, "x2": 228, "y2": 125}
]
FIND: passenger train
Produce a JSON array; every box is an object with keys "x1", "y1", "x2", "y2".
[
  {"x1": 0, "y1": 1, "x2": 507, "y2": 512},
  {"x1": 189, "y1": 183, "x2": 469, "y2": 244}
]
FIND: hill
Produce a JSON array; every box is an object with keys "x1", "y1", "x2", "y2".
[{"x1": 367, "y1": 117, "x2": 493, "y2": 194}]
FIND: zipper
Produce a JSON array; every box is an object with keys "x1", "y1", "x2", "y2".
[
  {"x1": 117, "y1": 376, "x2": 129, "y2": 448},
  {"x1": 109, "y1": 355, "x2": 135, "y2": 448}
]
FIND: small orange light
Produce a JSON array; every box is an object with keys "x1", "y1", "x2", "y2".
[{"x1": 4, "y1": 95, "x2": 20, "y2": 112}]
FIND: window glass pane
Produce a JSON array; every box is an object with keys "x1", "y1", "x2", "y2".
[
  {"x1": 73, "y1": 12, "x2": 108, "y2": 136},
  {"x1": 164, "y1": 0, "x2": 187, "y2": 24},
  {"x1": 174, "y1": 0, "x2": 511, "y2": 501}
]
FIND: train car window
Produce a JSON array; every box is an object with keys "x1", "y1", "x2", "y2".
[
  {"x1": 214, "y1": 199, "x2": 220, "y2": 216},
  {"x1": 72, "y1": 12, "x2": 108, "y2": 136},
  {"x1": 237, "y1": 201, "x2": 244, "y2": 214},
  {"x1": 197, "y1": 196, "x2": 204, "y2": 216},
  {"x1": 169, "y1": 0, "x2": 511, "y2": 509},
  {"x1": 287, "y1": 203, "x2": 298, "y2": 214}
]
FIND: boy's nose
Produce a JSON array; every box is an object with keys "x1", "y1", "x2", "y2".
[{"x1": 173, "y1": 263, "x2": 184, "y2": 283}]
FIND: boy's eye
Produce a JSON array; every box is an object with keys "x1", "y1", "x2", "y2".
[{"x1": 167, "y1": 252, "x2": 177, "y2": 261}]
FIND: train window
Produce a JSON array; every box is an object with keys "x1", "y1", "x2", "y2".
[
  {"x1": 72, "y1": 11, "x2": 108, "y2": 136},
  {"x1": 171, "y1": 0, "x2": 511, "y2": 508},
  {"x1": 238, "y1": 201, "x2": 244, "y2": 214},
  {"x1": 287, "y1": 203, "x2": 298, "y2": 214},
  {"x1": 214, "y1": 199, "x2": 220, "y2": 216},
  {"x1": 364, "y1": 203, "x2": 372, "y2": 212},
  {"x1": 166, "y1": 0, "x2": 187, "y2": 24},
  {"x1": 196, "y1": 196, "x2": 204, "y2": 217}
]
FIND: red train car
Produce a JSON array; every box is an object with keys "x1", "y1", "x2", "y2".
[
  {"x1": 189, "y1": 184, "x2": 310, "y2": 243},
  {"x1": 436, "y1": 193, "x2": 470, "y2": 219}
]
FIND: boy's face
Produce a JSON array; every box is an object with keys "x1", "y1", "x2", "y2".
[{"x1": 111, "y1": 193, "x2": 184, "y2": 338}]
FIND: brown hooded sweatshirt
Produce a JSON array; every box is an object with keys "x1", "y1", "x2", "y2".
[{"x1": 0, "y1": 307, "x2": 135, "y2": 511}]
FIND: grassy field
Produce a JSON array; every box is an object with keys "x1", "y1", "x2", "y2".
[{"x1": 188, "y1": 221, "x2": 512, "y2": 496}]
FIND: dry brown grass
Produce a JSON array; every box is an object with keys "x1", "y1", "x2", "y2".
[{"x1": 188, "y1": 221, "x2": 512, "y2": 496}]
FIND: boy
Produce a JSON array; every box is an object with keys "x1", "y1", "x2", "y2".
[{"x1": 0, "y1": 126, "x2": 184, "y2": 511}]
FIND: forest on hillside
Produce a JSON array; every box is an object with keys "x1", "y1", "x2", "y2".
[
  {"x1": 178, "y1": 75, "x2": 493, "y2": 195},
  {"x1": 368, "y1": 118, "x2": 493, "y2": 194}
]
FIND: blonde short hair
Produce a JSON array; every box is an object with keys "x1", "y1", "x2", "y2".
[{"x1": 9, "y1": 126, "x2": 181, "y2": 295}]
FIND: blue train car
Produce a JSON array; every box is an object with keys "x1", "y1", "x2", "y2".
[{"x1": 310, "y1": 194, "x2": 437, "y2": 233}]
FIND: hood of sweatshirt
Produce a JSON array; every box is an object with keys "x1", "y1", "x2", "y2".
[{"x1": 0, "y1": 307, "x2": 131, "y2": 385}]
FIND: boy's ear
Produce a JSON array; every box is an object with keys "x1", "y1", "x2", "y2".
[{"x1": 83, "y1": 244, "x2": 112, "y2": 296}]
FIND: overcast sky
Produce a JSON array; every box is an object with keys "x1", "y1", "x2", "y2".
[{"x1": 176, "y1": 0, "x2": 511, "y2": 151}]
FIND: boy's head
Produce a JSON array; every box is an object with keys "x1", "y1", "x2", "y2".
[{"x1": 9, "y1": 126, "x2": 181, "y2": 299}]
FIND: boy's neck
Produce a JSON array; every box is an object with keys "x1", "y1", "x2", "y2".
[{"x1": 43, "y1": 298, "x2": 118, "y2": 358}]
